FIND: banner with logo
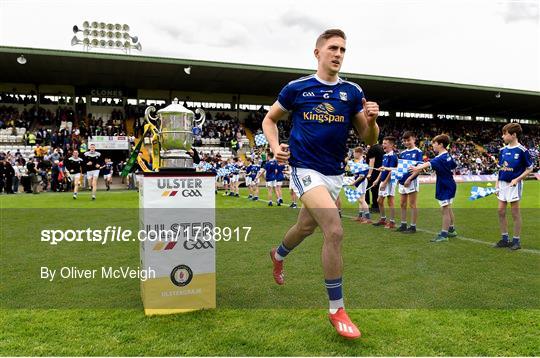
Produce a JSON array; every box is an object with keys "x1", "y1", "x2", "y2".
[
  {"x1": 417, "y1": 174, "x2": 498, "y2": 184},
  {"x1": 139, "y1": 173, "x2": 216, "y2": 315},
  {"x1": 88, "y1": 136, "x2": 129, "y2": 150}
]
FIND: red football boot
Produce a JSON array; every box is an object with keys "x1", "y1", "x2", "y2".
[
  {"x1": 270, "y1": 248, "x2": 284, "y2": 285},
  {"x1": 328, "y1": 307, "x2": 361, "y2": 339}
]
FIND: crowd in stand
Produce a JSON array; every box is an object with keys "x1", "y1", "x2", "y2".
[{"x1": 0, "y1": 99, "x2": 539, "y2": 195}]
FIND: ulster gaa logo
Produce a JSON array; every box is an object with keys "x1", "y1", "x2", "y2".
[{"x1": 170, "y1": 264, "x2": 193, "y2": 287}]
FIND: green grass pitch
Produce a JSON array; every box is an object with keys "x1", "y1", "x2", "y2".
[{"x1": 1, "y1": 181, "x2": 539, "y2": 356}]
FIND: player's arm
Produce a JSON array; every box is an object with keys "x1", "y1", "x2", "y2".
[
  {"x1": 262, "y1": 102, "x2": 289, "y2": 162},
  {"x1": 367, "y1": 157, "x2": 375, "y2": 180},
  {"x1": 510, "y1": 167, "x2": 533, "y2": 186},
  {"x1": 409, "y1": 162, "x2": 430, "y2": 174},
  {"x1": 352, "y1": 175, "x2": 365, "y2": 186},
  {"x1": 351, "y1": 98, "x2": 379, "y2": 145}
]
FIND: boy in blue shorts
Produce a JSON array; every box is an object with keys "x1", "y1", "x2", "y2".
[
  {"x1": 493, "y1": 123, "x2": 533, "y2": 250},
  {"x1": 410, "y1": 134, "x2": 457, "y2": 242}
]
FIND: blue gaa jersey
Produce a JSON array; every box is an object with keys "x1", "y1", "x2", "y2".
[
  {"x1": 498, "y1": 144, "x2": 533, "y2": 182},
  {"x1": 429, "y1": 152, "x2": 457, "y2": 200},
  {"x1": 264, "y1": 160, "x2": 277, "y2": 181},
  {"x1": 277, "y1": 74, "x2": 364, "y2": 175},
  {"x1": 101, "y1": 162, "x2": 113, "y2": 175},
  {"x1": 380, "y1": 151, "x2": 398, "y2": 181},
  {"x1": 398, "y1": 148, "x2": 423, "y2": 184},
  {"x1": 250, "y1": 164, "x2": 261, "y2": 179},
  {"x1": 275, "y1": 164, "x2": 285, "y2": 181}
]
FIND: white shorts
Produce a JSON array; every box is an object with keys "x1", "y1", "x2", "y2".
[
  {"x1": 355, "y1": 180, "x2": 368, "y2": 195},
  {"x1": 72, "y1": 173, "x2": 82, "y2": 181},
  {"x1": 290, "y1": 167, "x2": 343, "y2": 201},
  {"x1": 497, "y1": 180, "x2": 523, "y2": 203},
  {"x1": 275, "y1": 181, "x2": 283, "y2": 187},
  {"x1": 438, "y1": 198, "x2": 454, "y2": 207},
  {"x1": 378, "y1": 180, "x2": 397, "y2": 197},
  {"x1": 266, "y1": 180, "x2": 276, "y2": 187},
  {"x1": 230, "y1": 174, "x2": 239, "y2": 183},
  {"x1": 245, "y1": 176, "x2": 252, "y2": 186},
  {"x1": 86, "y1": 170, "x2": 100, "y2": 179},
  {"x1": 398, "y1": 179, "x2": 419, "y2": 195},
  {"x1": 103, "y1": 174, "x2": 112, "y2": 180}
]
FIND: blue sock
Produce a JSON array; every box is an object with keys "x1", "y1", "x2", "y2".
[
  {"x1": 449, "y1": 225, "x2": 455, "y2": 232},
  {"x1": 275, "y1": 242, "x2": 292, "y2": 261},
  {"x1": 440, "y1": 231, "x2": 448, "y2": 238},
  {"x1": 512, "y1": 237, "x2": 520, "y2": 244},
  {"x1": 501, "y1": 233, "x2": 509, "y2": 242},
  {"x1": 325, "y1": 278, "x2": 344, "y2": 312},
  {"x1": 364, "y1": 212, "x2": 371, "y2": 219}
]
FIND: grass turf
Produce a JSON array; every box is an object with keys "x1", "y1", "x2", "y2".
[{"x1": 1, "y1": 181, "x2": 539, "y2": 356}]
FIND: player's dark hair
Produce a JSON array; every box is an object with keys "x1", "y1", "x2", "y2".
[
  {"x1": 354, "y1": 147, "x2": 363, "y2": 153},
  {"x1": 316, "y1": 29, "x2": 346, "y2": 48},
  {"x1": 383, "y1": 136, "x2": 396, "y2": 144},
  {"x1": 502, "y1": 123, "x2": 522, "y2": 137},
  {"x1": 402, "y1": 131, "x2": 416, "y2": 139},
  {"x1": 432, "y1": 134, "x2": 450, "y2": 147}
]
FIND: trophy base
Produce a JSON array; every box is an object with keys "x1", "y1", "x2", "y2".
[{"x1": 160, "y1": 151, "x2": 194, "y2": 169}]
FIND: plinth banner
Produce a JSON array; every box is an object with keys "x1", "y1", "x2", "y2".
[{"x1": 139, "y1": 172, "x2": 216, "y2": 315}]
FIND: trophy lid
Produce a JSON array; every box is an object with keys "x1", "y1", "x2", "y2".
[{"x1": 157, "y1": 98, "x2": 193, "y2": 114}]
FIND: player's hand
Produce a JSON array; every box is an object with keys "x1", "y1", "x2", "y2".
[
  {"x1": 362, "y1": 98, "x2": 379, "y2": 123},
  {"x1": 509, "y1": 178, "x2": 519, "y2": 187},
  {"x1": 273, "y1": 143, "x2": 290, "y2": 163},
  {"x1": 404, "y1": 178, "x2": 411, "y2": 186},
  {"x1": 409, "y1": 165, "x2": 420, "y2": 173},
  {"x1": 96, "y1": 164, "x2": 100, "y2": 169},
  {"x1": 88, "y1": 161, "x2": 92, "y2": 166}
]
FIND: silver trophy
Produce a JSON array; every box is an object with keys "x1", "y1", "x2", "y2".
[{"x1": 144, "y1": 98, "x2": 205, "y2": 169}]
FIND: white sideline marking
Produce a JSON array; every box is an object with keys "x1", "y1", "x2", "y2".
[{"x1": 233, "y1": 194, "x2": 540, "y2": 255}]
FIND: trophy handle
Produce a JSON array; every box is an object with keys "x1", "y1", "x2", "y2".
[
  {"x1": 144, "y1": 106, "x2": 160, "y2": 130},
  {"x1": 194, "y1": 108, "x2": 206, "y2": 128}
]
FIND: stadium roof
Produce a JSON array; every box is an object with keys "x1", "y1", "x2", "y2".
[{"x1": 1, "y1": 46, "x2": 539, "y2": 119}]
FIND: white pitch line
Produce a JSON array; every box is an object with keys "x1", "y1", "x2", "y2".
[{"x1": 230, "y1": 193, "x2": 540, "y2": 255}]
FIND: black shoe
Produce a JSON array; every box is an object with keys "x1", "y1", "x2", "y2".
[
  {"x1": 509, "y1": 242, "x2": 521, "y2": 251},
  {"x1": 395, "y1": 225, "x2": 408, "y2": 232},
  {"x1": 493, "y1": 240, "x2": 511, "y2": 248},
  {"x1": 403, "y1": 226, "x2": 417, "y2": 234},
  {"x1": 268, "y1": 202, "x2": 273, "y2": 206},
  {"x1": 235, "y1": 193, "x2": 239, "y2": 197},
  {"x1": 91, "y1": 196, "x2": 96, "y2": 200},
  {"x1": 277, "y1": 202, "x2": 281, "y2": 206}
]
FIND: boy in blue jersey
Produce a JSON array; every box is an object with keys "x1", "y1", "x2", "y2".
[
  {"x1": 101, "y1": 157, "x2": 113, "y2": 191},
  {"x1": 396, "y1": 131, "x2": 423, "y2": 233},
  {"x1": 284, "y1": 164, "x2": 298, "y2": 208},
  {"x1": 493, "y1": 123, "x2": 533, "y2": 250},
  {"x1": 245, "y1": 158, "x2": 261, "y2": 201},
  {"x1": 257, "y1": 152, "x2": 278, "y2": 206},
  {"x1": 275, "y1": 163, "x2": 285, "y2": 206},
  {"x1": 349, "y1": 147, "x2": 372, "y2": 223},
  {"x1": 222, "y1": 159, "x2": 231, "y2": 196},
  {"x1": 372, "y1": 136, "x2": 398, "y2": 229},
  {"x1": 410, "y1": 134, "x2": 457, "y2": 242},
  {"x1": 262, "y1": 29, "x2": 380, "y2": 339}
]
